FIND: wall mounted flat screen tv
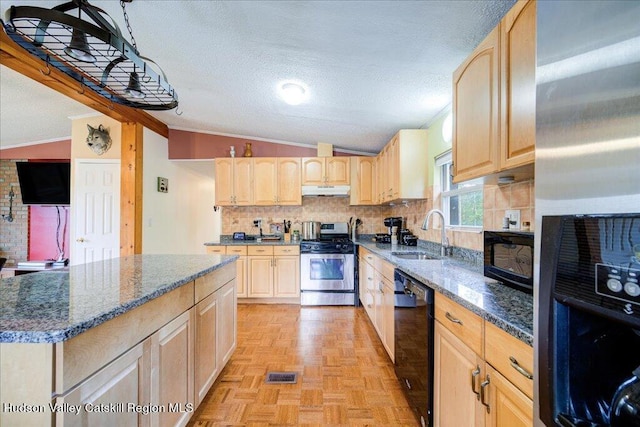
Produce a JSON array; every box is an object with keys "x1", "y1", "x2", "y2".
[{"x1": 16, "y1": 162, "x2": 71, "y2": 205}]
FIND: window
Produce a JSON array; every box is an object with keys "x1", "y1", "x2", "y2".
[{"x1": 437, "y1": 151, "x2": 483, "y2": 227}]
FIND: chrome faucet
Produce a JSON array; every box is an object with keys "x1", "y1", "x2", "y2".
[{"x1": 421, "y1": 209, "x2": 449, "y2": 257}]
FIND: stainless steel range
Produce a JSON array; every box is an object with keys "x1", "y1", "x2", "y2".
[{"x1": 300, "y1": 222, "x2": 356, "y2": 306}]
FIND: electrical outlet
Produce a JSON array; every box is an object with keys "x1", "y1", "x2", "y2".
[
  {"x1": 157, "y1": 177, "x2": 168, "y2": 193},
  {"x1": 505, "y1": 209, "x2": 521, "y2": 230}
]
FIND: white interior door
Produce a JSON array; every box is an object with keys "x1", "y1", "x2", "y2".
[{"x1": 72, "y1": 160, "x2": 120, "y2": 265}]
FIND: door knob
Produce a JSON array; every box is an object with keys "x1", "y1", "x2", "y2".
[{"x1": 76, "y1": 237, "x2": 85, "y2": 242}]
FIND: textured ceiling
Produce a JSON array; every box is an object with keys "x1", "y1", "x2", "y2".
[{"x1": 0, "y1": 0, "x2": 515, "y2": 153}]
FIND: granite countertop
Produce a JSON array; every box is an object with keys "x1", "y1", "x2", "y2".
[
  {"x1": 0, "y1": 254, "x2": 237, "y2": 344},
  {"x1": 356, "y1": 241, "x2": 533, "y2": 346}
]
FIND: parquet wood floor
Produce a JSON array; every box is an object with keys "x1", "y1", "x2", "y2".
[{"x1": 188, "y1": 304, "x2": 418, "y2": 426}]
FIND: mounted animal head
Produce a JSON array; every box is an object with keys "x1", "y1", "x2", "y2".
[{"x1": 86, "y1": 124, "x2": 112, "y2": 155}]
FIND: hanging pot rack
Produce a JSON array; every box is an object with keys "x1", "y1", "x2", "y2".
[{"x1": 1, "y1": 0, "x2": 178, "y2": 110}]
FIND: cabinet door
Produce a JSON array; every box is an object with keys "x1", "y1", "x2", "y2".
[
  {"x1": 301, "y1": 157, "x2": 325, "y2": 185},
  {"x1": 486, "y1": 365, "x2": 533, "y2": 427},
  {"x1": 273, "y1": 255, "x2": 300, "y2": 297},
  {"x1": 233, "y1": 158, "x2": 253, "y2": 205},
  {"x1": 374, "y1": 271, "x2": 385, "y2": 339},
  {"x1": 225, "y1": 246, "x2": 247, "y2": 298},
  {"x1": 388, "y1": 136, "x2": 399, "y2": 200},
  {"x1": 382, "y1": 276, "x2": 395, "y2": 362},
  {"x1": 216, "y1": 279, "x2": 237, "y2": 369},
  {"x1": 453, "y1": 25, "x2": 500, "y2": 183},
  {"x1": 194, "y1": 292, "x2": 218, "y2": 407},
  {"x1": 350, "y1": 156, "x2": 376, "y2": 205},
  {"x1": 500, "y1": 0, "x2": 536, "y2": 170},
  {"x1": 326, "y1": 157, "x2": 350, "y2": 185},
  {"x1": 253, "y1": 158, "x2": 277, "y2": 205},
  {"x1": 214, "y1": 158, "x2": 234, "y2": 205},
  {"x1": 152, "y1": 310, "x2": 194, "y2": 427},
  {"x1": 247, "y1": 256, "x2": 274, "y2": 297},
  {"x1": 277, "y1": 157, "x2": 302, "y2": 205},
  {"x1": 434, "y1": 321, "x2": 484, "y2": 427},
  {"x1": 57, "y1": 340, "x2": 149, "y2": 427}
]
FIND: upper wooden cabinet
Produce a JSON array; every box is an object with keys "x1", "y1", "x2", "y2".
[
  {"x1": 500, "y1": 0, "x2": 536, "y2": 170},
  {"x1": 452, "y1": 0, "x2": 536, "y2": 183},
  {"x1": 452, "y1": 25, "x2": 501, "y2": 183},
  {"x1": 350, "y1": 156, "x2": 376, "y2": 205},
  {"x1": 377, "y1": 129, "x2": 429, "y2": 204},
  {"x1": 214, "y1": 158, "x2": 253, "y2": 206},
  {"x1": 301, "y1": 157, "x2": 350, "y2": 185},
  {"x1": 253, "y1": 157, "x2": 301, "y2": 205}
]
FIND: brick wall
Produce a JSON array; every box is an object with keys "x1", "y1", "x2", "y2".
[{"x1": 0, "y1": 159, "x2": 29, "y2": 266}]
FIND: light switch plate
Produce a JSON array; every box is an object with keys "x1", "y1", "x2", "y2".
[
  {"x1": 157, "y1": 177, "x2": 168, "y2": 193},
  {"x1": 505, "y1": 209, "x2": 521, "y2": 230}
]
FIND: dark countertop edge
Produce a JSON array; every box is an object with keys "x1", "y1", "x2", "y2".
[
  {"x1": 356, "y1": 241, "x2": 534, "y2": 347},
  {"x1": 204, "y1": 239, "x2": 301, "y2": 246},
  {"x1": 0, "y1": 256, "x2": 238, "y2": 344}
]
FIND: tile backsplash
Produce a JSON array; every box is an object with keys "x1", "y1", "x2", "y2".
[
  {"x1": 221, "y1": 197, "x2": 391, "y2": 236},
  {"x1": 221, "y1": 178, "x2": 535, "y2": 252}
]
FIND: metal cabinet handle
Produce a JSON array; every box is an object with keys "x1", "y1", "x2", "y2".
[
  {"x1": 509, "y1": 356, "x2": 533, "y2": 380},
  {"x1": 480, "y1": 375, "x2": 491, "y2": 413},
  {"x1": 405, "y1": 378, "x2": 412, "y2": 390},
  {"x1": 471, "y1": 366, "x2": 481, "y2": 399},
  {"x1": 76, "y1": 237, "x2": 85, "y2": 243},
  {"x1": 445, "y1": 312, "x2": 463, "y2": 325}
]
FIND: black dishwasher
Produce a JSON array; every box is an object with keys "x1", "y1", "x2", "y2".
[{"x1": 394, "y1": 269, "x2": 434, "y2": 427}]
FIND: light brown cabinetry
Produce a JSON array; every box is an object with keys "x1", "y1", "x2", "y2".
[
  {"x1": 225, "y1": 246, "x2": 247, "y2": 298},
  {"x1": 247, "y1": 245, "x2": 300, "y2": 300},
  {"x1": 500, "y1": 0, "x2": 536, "y2": 170},
  {"x1": 214, "y1": 158, "x2": 253, "y2": 205},
  {"x1": 301, "y1": 157, "x2": 350, "y2": 185},
  {"x1": 358, "y1": 247, "x2": 394, "y2": 361},
  {"x1": 452, "y1": 0, "x2": 535, "y2": 183},
  {"x1": 253, "y1": 157, "x2": 302, "y2": 205},
  {"x1": 350, "y1": 156, "x2": 376, "y2": 205},
  {"x1": 433, "y1": 293, "x2": 533, "y2": 427},
  {"x1": 151, "y1": 310, "x2": 194, "y2": 427},
  {"x1": 376, "y1": 130, "x2": 429, "y2": 204},
  {"x1": 56, "y1": 340, "x2": 150, "y2": 427}
]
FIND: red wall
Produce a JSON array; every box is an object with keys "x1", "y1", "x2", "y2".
[
  {"x1": 0, "y1": 140, "x2": 71, "y2": 159},
  {"x1": 168, "y1": 129, "x2": 352, "y2": 159},
  {"x1": 28, "y1": 204, "x2": 71, "y2": 261}
]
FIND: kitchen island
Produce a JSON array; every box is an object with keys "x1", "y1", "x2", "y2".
[{"x1": 0, "y1": 254, "x2": 238, "y2": 427}]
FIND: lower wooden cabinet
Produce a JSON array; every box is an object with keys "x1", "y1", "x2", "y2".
[
  {"x1": 486, "y1": 365, "x2": 533, "y2": 427},
  {"x1": 56, "y1": 340, "x2": 150, "y2": 427},
  {"x1": 247, "y1": 245, "x2": 300, "y2": 299},
  {"x1": 152, "y1": 310, "x2": 194, "y2": 427},
  {"x1": 358, "y1": 247, "x2": 394, "y2": 361},
  {"x1": 434, "y1": 293, "x2": 533, "y2": 427},
  {"x1": 434, "y1": 321, "x2": 485, "y2": 427}
]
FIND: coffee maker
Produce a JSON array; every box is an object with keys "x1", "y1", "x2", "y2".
[{"x1": 384, "y1": 217, "x2": 403, "y2": 244}]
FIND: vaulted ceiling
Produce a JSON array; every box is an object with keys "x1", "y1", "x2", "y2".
[{"x1": 0, "y1": 0, "x2": 515, "y2": 152}]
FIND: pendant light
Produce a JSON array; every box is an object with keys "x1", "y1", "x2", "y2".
[{"x1": 64, "y1": 28, "x2": 96, "y2": 63}]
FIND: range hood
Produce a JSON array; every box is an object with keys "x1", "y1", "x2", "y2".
[{"x1": 301, "y1": 185, "x2": 350, "y2": 197}]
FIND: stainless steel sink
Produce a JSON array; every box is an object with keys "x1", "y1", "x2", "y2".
[{"x1": 391, "y1": 252, "x2": 438, "y2": 260}]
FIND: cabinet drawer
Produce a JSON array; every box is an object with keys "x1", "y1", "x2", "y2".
[
  {"x1": 485, "y1": 321, "x2": 534, "y2": 399},
  {"x1": 248, "y1": 246, "x2": 274, "y2": 256},
  {"x1": 226, "y1": 246, "x2": 247, "y2": 255},
  {"x1": 360, "y1": 247, "x2": 375, "y2": 266},
  {"x1": 435, "y1": 294, "x2": 483, "y2": 356},
  {"x1": 273, "y1": 245, "x2": 300, "y2": 256},
  {"x1": 379, "y1": 259, "x2": 395, "y2": 282},
  {"x1": 206, "y1": 246, "x2": 225, "y2": 254}
]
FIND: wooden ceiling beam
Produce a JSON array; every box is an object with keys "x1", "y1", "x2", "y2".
[{"x1": 0, "y1": 30, "x2": 169, "y2": 138}]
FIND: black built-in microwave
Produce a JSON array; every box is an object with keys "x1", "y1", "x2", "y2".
[{"x1": 484, "y1": 230, "x2": 534, "y2": 294}]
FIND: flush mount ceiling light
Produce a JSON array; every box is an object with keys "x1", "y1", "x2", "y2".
[
  {"x1": 2, "y1": 0, "x2": 178, "y2": 110},
  {"x1": 279, "y1": 82, "x2": 307, "y2": 105}
]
